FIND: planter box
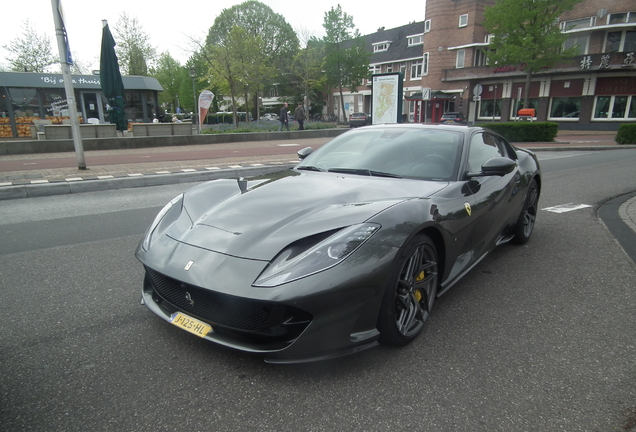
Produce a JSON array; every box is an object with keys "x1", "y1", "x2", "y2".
[
  {"x1": 132, "y1": 123, "x2": 193, "y2": 136},
  {"x1": 43, "y1": 124, "x2": 118, "y2": 140}
]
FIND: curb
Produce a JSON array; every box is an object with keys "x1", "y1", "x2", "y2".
[{"x1": 0, "y1": 162, "x2": 296, "y2": 201}]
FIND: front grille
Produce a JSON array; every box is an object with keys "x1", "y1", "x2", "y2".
[{"x1": 144, "y1": 267, "x2": 311, "y2": 340}]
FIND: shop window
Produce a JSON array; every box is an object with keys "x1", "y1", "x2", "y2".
[
  {"x1": 549, "y1": 97, "x2": 581, "y2": 119},
  {"x1": 124, "y1": 90, "x2": 144, "y2": 123},
  {"x1": 593, "y1": 96, "x2": 636, "y2": 120},
  {"x1": 478, "y1": 99, "x2": 502, "y2": 119},
  {"x1": 512, "y1": 98, "x2": 539, "y2": 118}
]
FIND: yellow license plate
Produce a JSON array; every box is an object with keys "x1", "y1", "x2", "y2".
[{"x1": 169, "y1": 312, "x2": 212, "y2": 338}]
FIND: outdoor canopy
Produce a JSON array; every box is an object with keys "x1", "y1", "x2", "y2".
[{"x1": 100, "y1": 21, "x2": 127, "y2": 131}]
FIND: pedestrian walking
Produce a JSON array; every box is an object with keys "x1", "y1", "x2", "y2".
[
  {"x1": 294, "y1": 102, "x2": 307, "y2": 130},
  {"x1": 279, "y1": 103, "x2": 289, "y2": 131}
]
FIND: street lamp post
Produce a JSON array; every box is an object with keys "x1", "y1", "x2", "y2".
[{"x1": 189, "y1": 68, "x2": 197, "y2": 133}]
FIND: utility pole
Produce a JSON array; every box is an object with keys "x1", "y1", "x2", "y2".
[{"x1": 50, "y1": 0, "x2": 86, "y2": 169}]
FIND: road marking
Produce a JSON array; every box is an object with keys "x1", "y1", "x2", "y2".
[
  {"x1": 155, "y1": 171, "x2": 171, "y2": 174},
  {"x1": 128, "y1": 173, "x2": 143, "y2": 177},
  {"x1": 205, "y1": 167, "x2": 220, "y2": 170},
  {"x1": 229, "y1": 165, "x2": 243, "y2": 169},
  {"x1": 65, "y1": 177, "x2": 83, "y2": 182},
  {"x1": 181, "y1": 169, "x2": 196, "y2": 172},
  {"x1": 30, "y1": 180, "x2": 49, "y2": 184},
  {"x1": 542, "y1": 203, "x2": 592, "y2": 213},
  {"x1": 278, "y1": 144, "x2": 300, "y2": 147},
  {"x1": 97, "y1": 175, "x2": 114, "y2": 179},
  {"x1": 23, "y1": 163, "x2": 37, "y2": 165}
]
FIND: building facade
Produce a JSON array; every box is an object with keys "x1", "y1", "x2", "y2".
[
  {"x1": 0, "y1": 72, "x2": 163, "y2": 138},
  {"x1": 420, "y1": 0, "x2": 636, "y2": 128},
  {"x1": 330, "y1": 0, "x2": 634, "y2": 129},
  {"x1": 329, "y1": 21, "x2": 426, "y2": 122}
]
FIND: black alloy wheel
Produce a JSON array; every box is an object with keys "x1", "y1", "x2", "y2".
[
  {"x1": 512, "y1": 178, "x2": 539, "y2": 244},
  {"x1": 378, "y1": 234, "x2": 439, "y2": 346}
]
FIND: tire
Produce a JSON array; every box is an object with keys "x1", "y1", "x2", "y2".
[
  {"x1": 512, "y1": 178, "x2": 539, "y2": 245},
  {"x1": 377, "y1": 234, "x2": 439, "y2": 346}
]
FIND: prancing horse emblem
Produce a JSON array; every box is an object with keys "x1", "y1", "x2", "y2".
[
  {"x1": 185, "y1": 292, "x2": 194, "y2": 307},
  {"x1": 464, "y1": 202, "x2": 472, "y2": 216}
]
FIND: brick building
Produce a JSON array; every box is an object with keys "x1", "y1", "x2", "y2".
[
  {"x1": 418, "y1": 0, "x2": 636, "y2": 128},
  {"x1": 332, "y1": 0, "x2": 634, "y2": 129}
]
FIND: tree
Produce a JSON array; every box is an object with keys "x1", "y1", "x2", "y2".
[
  {"x1": 322, "y1": 5, "x2": 370, "y2": 122},
  {"x1": 205, "y1": 0, "x2": 298, "y2": 71},
  {"x1": 204, "y1": 1, "x2": 293, "y2": 126},
  {"x1": 3, "y1": 20, "x2": 57, "y2": 73},
  {"x1": 290, "y1": 30, "x2": 326, "y2": 117},
  {"x1": 483, "y1": 0, "x2": 582, "y2": 109},
  {"x1": 113, "y1": 13, "x2": 156, "y2": 75},
  {"x1": 205, "y1": 26, "x2": 252, "y2": 127},
  {"x1": 152, "y1": 52, "x2": 184, "y2": 112}
]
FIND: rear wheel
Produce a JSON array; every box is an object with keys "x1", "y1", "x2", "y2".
[
  {"x1": 378, "y1": 234, "x2": 439, "y2": 346},
  {"x1": 512, "y1": 179, "x2": 539, "y2": 244}
]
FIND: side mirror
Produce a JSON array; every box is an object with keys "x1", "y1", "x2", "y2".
[
  {"x1": 297, "y1": 146, "x2": 313, "y2": 160},
  {"x1": 467, "y1": 157, "x2": 516, "y2": 178}
]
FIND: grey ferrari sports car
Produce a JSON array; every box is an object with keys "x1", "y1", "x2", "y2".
[{"x1": 136, "y1": 124, "x2": 541, "y2": 363}]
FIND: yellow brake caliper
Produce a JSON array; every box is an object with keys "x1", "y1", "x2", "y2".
[{"x1": 413, "y1": 271, "x2": 425, "y2": 302}]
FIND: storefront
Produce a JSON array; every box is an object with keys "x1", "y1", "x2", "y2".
[{"x1": 0, "y1": 72, "x2": 162, "y2": 138}]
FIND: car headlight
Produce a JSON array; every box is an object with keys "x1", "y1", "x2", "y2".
[
  {"x1": 141, "y1": 194, "x2": 184, "y2": 251},
  {"x1": 253, "y1": 223, "x2": 380, "y2": 287}
]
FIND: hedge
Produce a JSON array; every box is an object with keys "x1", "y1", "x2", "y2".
[
  {"x1": 615, "y1": 123, "x2": 636, "y2": 144},
  {"x1": 474, "y1": 122, "x2": 559, "y2": 142}
]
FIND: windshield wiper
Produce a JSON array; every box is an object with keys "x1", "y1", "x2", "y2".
[
  {"x1": 327, "y1": 168, "x2": 402, "y2": 178},
  {"x1": 296, "y1": 165, "x2": 325, "y2": 172}
]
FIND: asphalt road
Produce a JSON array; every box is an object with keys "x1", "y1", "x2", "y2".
[{"x1": 1, "y1": 149, "x2": 635, "y2": 431}]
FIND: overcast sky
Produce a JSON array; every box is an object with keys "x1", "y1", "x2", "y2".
[{"x1": 1, "y1": 0, "x2": 426, "y2": 72}]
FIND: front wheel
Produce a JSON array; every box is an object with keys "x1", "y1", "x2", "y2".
[
  {"x1": 512, "y1": 178, "x2": 539, "y2": 244},
  {"x1": 377, "y1": 234, "x2": 439, "y2": 346}
]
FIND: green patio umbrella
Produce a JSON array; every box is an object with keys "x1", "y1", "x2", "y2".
[{"x1": 100, "y1": 22, "x2": 127, "y2": 131}]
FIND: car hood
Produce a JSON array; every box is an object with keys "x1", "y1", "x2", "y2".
[{"x1": 169, "y1": 172, "x2": 447, "y2": 260}]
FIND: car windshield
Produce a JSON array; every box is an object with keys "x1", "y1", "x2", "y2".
[{"x1": 297, "y1": 127, "x2": 463, "y2": 181}]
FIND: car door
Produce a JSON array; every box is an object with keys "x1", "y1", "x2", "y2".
[{"x1": 463, "y1": 132, "x2": 521, "y2": 258}]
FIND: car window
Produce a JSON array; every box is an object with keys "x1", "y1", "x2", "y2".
[
  {"x1": 299, "y1": 128, "x2": 463, "y2": 180},
  {"x1": 467, "y1": 133, "x2": 505, "y2": 173}
]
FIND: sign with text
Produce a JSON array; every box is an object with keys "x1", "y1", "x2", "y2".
[{"x1": 371, "y1": 73, "x2": 404, "y2": 124}]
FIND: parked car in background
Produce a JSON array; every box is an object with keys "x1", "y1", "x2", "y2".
[
  {"x1": 260, "y1": 113, "x2": 279, "y2": 121},
  {"x1": 440, "y1": 112, "x2": 466, "y2": 125},
  {"x1": 349, "y1": 112, "x2": 371, "y2": 127}
]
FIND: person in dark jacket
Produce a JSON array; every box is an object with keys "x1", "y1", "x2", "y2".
[
  {"x1": 294, "y1": 102, "x2": 307, "y2": 130},
  {"x1": 279, "y1": 103, "x2": 289, "y2": 131}
]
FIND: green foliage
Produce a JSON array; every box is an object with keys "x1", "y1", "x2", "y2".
[
  {"x1": 615, "y1": 124, "x2": 636, "y2": 144},
  {"x1": 322, "y1": 5, "x2": 370, "y2": 121},
  {"x1": 483, "y1": 0, "x2": 581, "y2": 106},
  {"x1": 205, "y1": 1, "x2": 299, "y2": 70},
  {"x1": 484, "y1": 0, "x2": 581, "y2": 70},
  {"x1": 3, "y1": 20, "x2": 57, "y2": 73},
  {"x1": 113, "y1": 13, "x2": 156, "y2": 75},
  {"x1": 475, "y1": 122, "x2": 559, "y2": 142},
  {"x1": 152, "y1": 52, "x2": 183, "y2": 111}
]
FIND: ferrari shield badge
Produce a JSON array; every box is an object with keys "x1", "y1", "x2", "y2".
[{"x1": 464, "y1": 202, "x2": 472, "y2": 216}]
